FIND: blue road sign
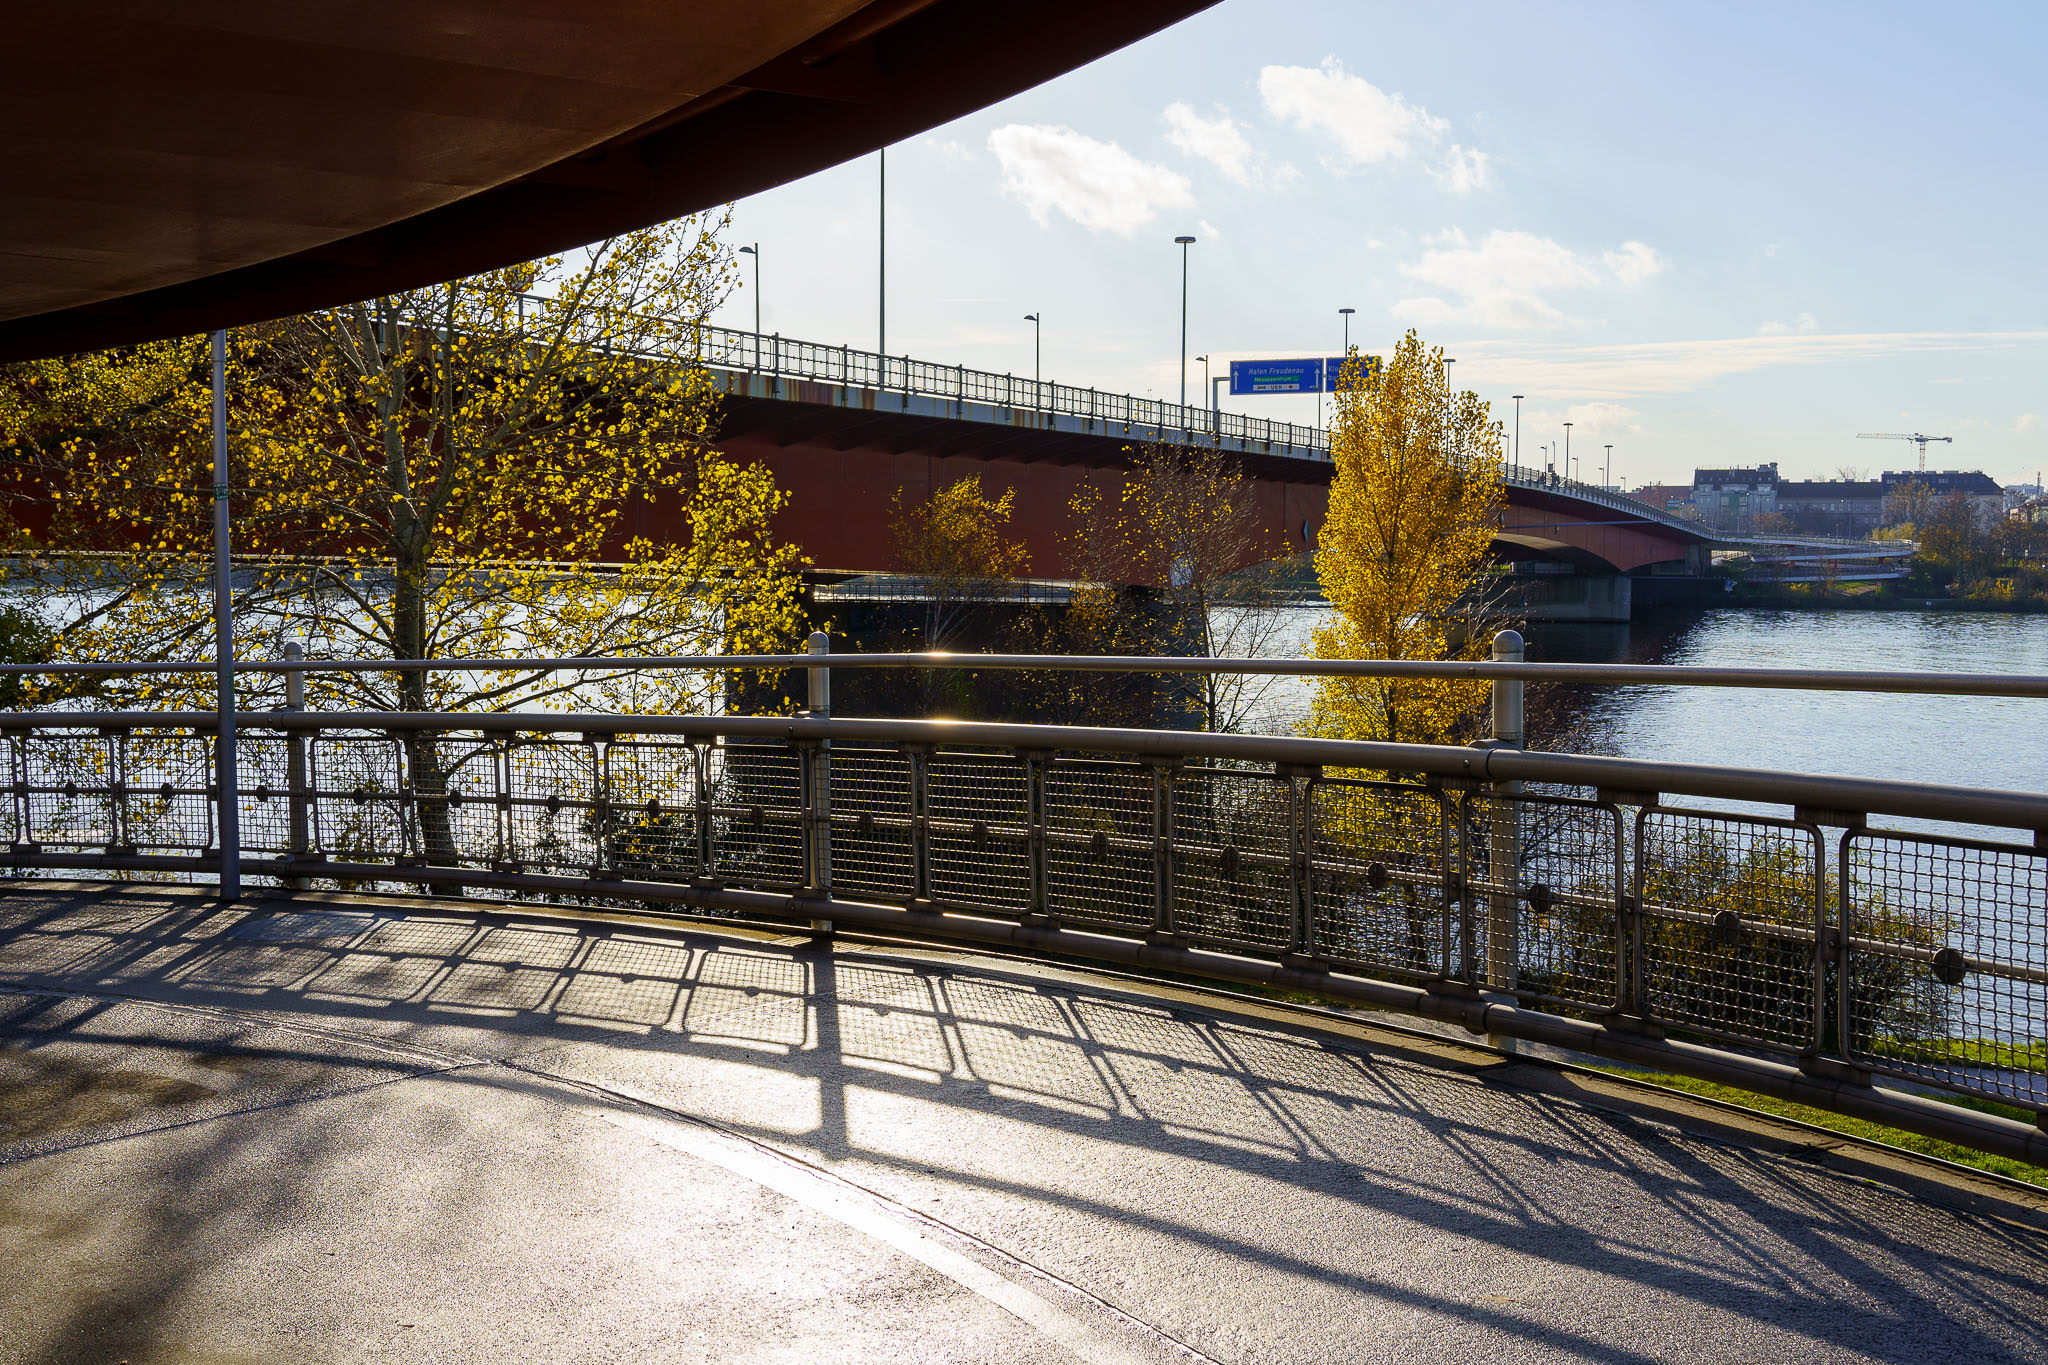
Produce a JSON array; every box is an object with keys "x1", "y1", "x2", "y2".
[
  {"x1": 1229, "y1": 359, "x2": 1321, "y2": 395},
  {"x1": 1230, "y1": 356, "x2": 1381, "y2": 396},
  {"x1": 1324, "y1": 355, "x2": 1381, "y2": 391}
]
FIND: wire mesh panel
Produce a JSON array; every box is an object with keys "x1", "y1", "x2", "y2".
[
  {"x1": 1460, "y1": 792, "x2": 1625, "y2": 1012},
  {"x1": 926, "y1": 749, "x2": 1031, "y2": 913},
  {"x1": 503, "y1": 738, "x2": 600, "y2": 875},
  {"x1": 603, "y1": 740, "x2": 701, "y2": 883},
  {"x1": 233, "y1": 734, "x2": 297, "y2": 856},
  {"x1": 19, "y1": 731, "x2": 118, "y2": 851},
  {"x1": 707, "y1": 739, "x2": 805, "y2": 889},
  {"x1": 1308, "y1": 779, "x2": 1449, "y2": 981},
  {"x1": 829, "y1": 745, "x2": 915, "y2": 903},
  {"x1": 0, "y1": 732, "x2": 21, "y2": 848},
  {"x1": 1043, "y1": 756, "x2": 1154, "y2": 931},
  {"x1": 408, "y1": 733, "x2": 502, "y2": 869},
  {"x1": 1171, "y1": 765, "x2": 1296, "y2": 952},
  {"x1": 309, "y1": 733, "x2": 414, "y2": 866},
  {"x1": 1635, "y1": 807, "x2": 1824, "y2": 1054},
  {"x1": 121, "y1": 729, "x2": 215, "y2": 853},
  {"x1": 1841, "y1": 830, "x2": 2047, "y2": 1112}
]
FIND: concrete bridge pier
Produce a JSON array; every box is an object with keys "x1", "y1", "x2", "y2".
[{"x1": 1501, "y1": 570, "x2": 1633, "y2": 623}]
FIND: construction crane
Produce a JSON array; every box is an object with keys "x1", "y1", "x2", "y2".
[{"x1": 1857, "y1": 431, "x2": 1953, "y2": 472}]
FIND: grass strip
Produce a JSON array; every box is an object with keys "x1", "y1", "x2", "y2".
[{"x1": 1590, "y1": 1068, "x2": 2048, "y2": 1189}]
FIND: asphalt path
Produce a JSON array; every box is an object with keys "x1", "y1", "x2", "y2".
[{"x1": 1, "y1": 881, "x2": 2043, "y2": 1365}]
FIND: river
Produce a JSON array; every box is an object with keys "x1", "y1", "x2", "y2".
[{"x1": 1251, "y1": 606, "x2": 2048, "y2": 816}]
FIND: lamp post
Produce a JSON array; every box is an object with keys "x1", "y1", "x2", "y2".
[
  {"x1": 1024, "y1": 313, "x2": 1041, "y2": 388},
  {"x1": 1604, "y1": 443, "x2": 1613, "y2": 488},
  {"x1": 1175, "y1": 234, "x2": 1196, "y2": 407},
  {"x1": 1512, "y1": 394, "x2": 1525, "y2": 471},
  {"x1": 1563, "y1": 421, "x2": 1574, "y2": 483},
  {"x1": 738, "y1": 244, "x2": 760, "y2": 364}
]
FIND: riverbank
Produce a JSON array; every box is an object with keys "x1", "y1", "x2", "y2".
[{"x1": 1724, "y1": 581, "x2": 2048, "y2": 614}]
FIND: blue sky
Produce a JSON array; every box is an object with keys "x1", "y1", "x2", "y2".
[{"x1": 709, "y1": 1, "x2": 2048, "y2": 489}]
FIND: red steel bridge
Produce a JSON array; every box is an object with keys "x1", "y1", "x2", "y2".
[{"x1": 626, "y1": 326, "x2": 1725, "y2": 617}]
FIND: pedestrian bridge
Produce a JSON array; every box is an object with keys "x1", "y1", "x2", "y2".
[
  {"x1": 4, "y1": 878, "x2": 2044, "y2": 1364},
  {"x1": 3, "y1": 648, "x2": 2046, "y2": 1360}
]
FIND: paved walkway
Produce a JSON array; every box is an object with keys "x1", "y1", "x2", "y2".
[{"x1": 1, "y1": 881, "x2": 2044, "y2": 1365}]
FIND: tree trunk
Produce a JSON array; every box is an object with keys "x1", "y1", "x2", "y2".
[{"x1": 392, "y1": 549, "x2": 462, "y2": 892}]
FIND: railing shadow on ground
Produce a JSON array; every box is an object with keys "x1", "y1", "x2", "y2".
[{"x1": 3, "y1": 881, "x2": 2046, "y2": 1365}]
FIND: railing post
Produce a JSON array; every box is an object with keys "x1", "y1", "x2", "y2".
[
  {"x1": 806, "y1": 630, "x2": 832, "y2": 935},
  {"x1": 1485, "y1": 629, "x2": 1524, "y2": 991},
  {"x1": 1150, "y1": 760, "x2": 1175, "y2": 940},
  {"x1": 282, "y1": 643, "x2": 310, "y2": 889}
]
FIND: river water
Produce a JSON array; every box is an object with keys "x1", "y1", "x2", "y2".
[{"x1": 1256, "y1": 607, "x2": 2048, "y2": 804}]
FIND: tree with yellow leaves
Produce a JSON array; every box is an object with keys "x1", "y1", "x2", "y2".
[
  {"x1": 1308, "y1": 329, "x2": 1506, "y2": 746},
  {"x1": 1063, "y1": 440, "x2": 1295, "y2": 732},
  {"x1": 888, "y1": 473, "x2": 1031, "y2": 652},
  {"x1": 4, "y1": 215, "x2": 805, "y2": 725}
]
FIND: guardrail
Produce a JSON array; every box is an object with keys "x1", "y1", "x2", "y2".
[{"x1": 2, "y1": 638, "x2": 2045, "y2": 1163}]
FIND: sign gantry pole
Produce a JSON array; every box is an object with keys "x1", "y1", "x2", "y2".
[{"x1": 211, "y1": 329, "x2": 240, "y2": 900}]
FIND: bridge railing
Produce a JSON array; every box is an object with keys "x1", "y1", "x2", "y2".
[
  {"x1": 3, "y1": 645, "x2": 2046, "y2": 1163},
  {"x1": 695, "y1": 323, "x2": 1332, "y2": 457}
]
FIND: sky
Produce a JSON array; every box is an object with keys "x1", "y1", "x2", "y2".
[{"x1": 707, "y1": 0, "x2": 2048, "y2": 490}]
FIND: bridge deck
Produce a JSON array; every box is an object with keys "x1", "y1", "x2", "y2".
[{"x1": 3, "y1": 882, "x2": 2044, "y2": 1365}]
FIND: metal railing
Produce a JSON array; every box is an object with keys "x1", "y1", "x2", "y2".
[
  {"x1": 3, "y1": 639, "x2": 2045, "y2": 1163},
  {"x1": 684, "y1": 319, "x2": 1726, "y2": 538}
]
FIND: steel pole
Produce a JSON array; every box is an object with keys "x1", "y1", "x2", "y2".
[
  {"x1": 878, "y1": 147, "x2": 886, "y2": 356},
  {"x1": 807, "y1": 629, "x2": 833, "y2": 936},
  {"x1": 1484, "y1": 629, "x2": 1524, "y2": 991},
  {"x1": 210, "y1": 330, "x2": 239, "y2": 900}
]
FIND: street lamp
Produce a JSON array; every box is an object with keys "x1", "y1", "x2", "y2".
[
  {"x1": 1024, "y1": 313, "x2": 1041, "y2": 388},
  {"x1": 738, "y1": 244, "x2": 760, "y2": 365},
  {"x1": 1512, "y1": 394, "x2": 1525, "y2": 470},
  {"x1": 1175, "y1": 234, "x2": 1196, "y2": 407},
  {"x1": 1331, "y1": 307, "x2": 1356, "y2": 430},
  {"x1": 1604, "y1": 443, "x2": 1613, "y2": 489},
  {"x1": 1563, "y1": 421, "x2": 1574, "y2": 483}
]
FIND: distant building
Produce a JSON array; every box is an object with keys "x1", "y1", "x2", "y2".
[
  {"x1": 1776, "y1": 480, "x2": 1886, "y2": 537},
  {"x1": 1627, "y1": 483, "x2": 1699, "y2": 518},
  {"x1": 1690, "y1": 463, "x2": 1778, "y2": 531},
  {"x1": 1880, "y1": 470, "x2": 2003, "y2": 530}
]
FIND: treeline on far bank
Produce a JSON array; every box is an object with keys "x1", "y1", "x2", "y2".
[{"x1": 1730, "y1": 490, "x2": 2048, "y2": 612}]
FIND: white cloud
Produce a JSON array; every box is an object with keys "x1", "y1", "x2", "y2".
[
  {"x1": 1604, "y1": 241, "x2": 1669, "y2": 286},
  {"x1": 1432, "y1": 144, "x2": 1494, "y2": 194},
  {"x1": 1438, "y1": 330, "x2": 2048, "y2": 401},
  {"x1": 1757, "y1": 311, "x2": 1819, "y2": 335},
  {"x1": 2015, "y1": 413, "x2": 2042, "y2": 432},
  {"x1": 1164, "y1": 102, "x2": 1254, "y2": 184},
  {"x1": 1526, "y1": 401, "x2": 1648, "y2": 437},
  {"x1": 1392, "y1": 229, "x2": 1667, "y2": 330},
  {"x1": 987, "y1": 124, "x2": 1193, "y2": 236},
  {"x1": 1197, "y1": 218, "x2": 1222, "y2": 240},
  {"x1": 1259, "y1": 57, "x2": 1493, "y2": 191},
  {"x1": 1260, "y1": 57, "x2": 1446, "y2": 168}
]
